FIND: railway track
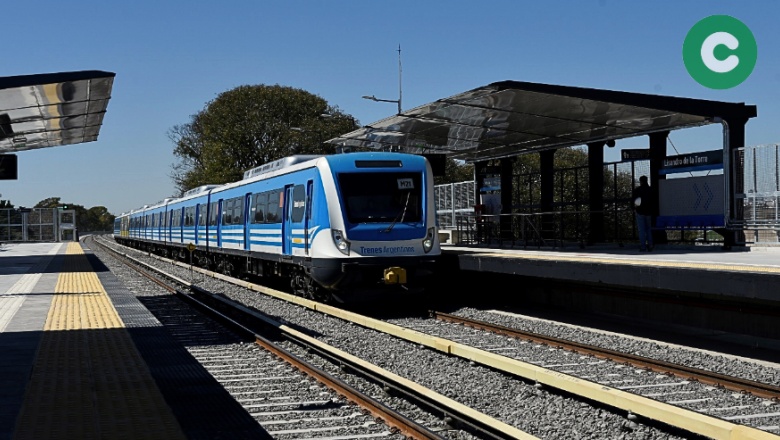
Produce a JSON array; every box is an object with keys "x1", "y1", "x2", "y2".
[
  {"x1": 430, "y1": 311, "x2": 780, "y2": 400},
  {"x1": 89, "y1": 236, "x2": 531, "y2": 440},
  {"x1": 92, "y1": 235, "x2": 780, "y2": 439},
  {"x1": 389, "y1": 311, "x2": 780, "y2": 437}
]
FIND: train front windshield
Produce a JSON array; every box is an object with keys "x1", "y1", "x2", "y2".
[{"x1": 339, "y1": 173, "x2": 422, "y2": 224}]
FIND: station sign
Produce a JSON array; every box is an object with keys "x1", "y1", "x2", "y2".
[
  {"x1": 621, "y1": 149, "x2": 650, "y2": 161},
  {"x1": 657, "y1": 175, "x2": 725, "y2": 228},
  {"x1": 480, "y1": 176, "x2": 501, "y2": 192},
  {"x1": 661, "y1": 150, "x2": 723, "y2": 174}
]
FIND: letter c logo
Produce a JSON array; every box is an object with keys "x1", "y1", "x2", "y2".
[
  {"x1": 683, "y1": 15, "x2": 757, "y2": 89},
  {"x1": 700, "y1": 32, "x2": 739, "y2": 73}
]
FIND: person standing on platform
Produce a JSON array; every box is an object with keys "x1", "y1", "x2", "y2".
[{"x1": 632, "y1": 176, "x2": 653, "y2": 251}]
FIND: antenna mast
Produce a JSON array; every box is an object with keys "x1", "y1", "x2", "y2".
[{"x1": 397, "y1": 44, "x2": 402, "y2": 114}]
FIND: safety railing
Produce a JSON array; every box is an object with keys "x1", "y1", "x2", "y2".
[
  {"x1": 454, "y1": 211, "x2": 593, "y2": 248},
  {"x1": 451, "y1": 210, "x2": 724, "y2": 248}
]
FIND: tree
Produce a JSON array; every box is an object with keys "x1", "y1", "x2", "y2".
[
  {"x1": 33, "y1": 198, "x2": 115, "y2": 232},
  {"x1": 170, "y1": 84, "x2": 359, "y2": 195},
  {"x1": 82, "y1": 206, "x2": 114, "y2": 232},
  {"x1": 434, "y1": 157, "x2": 474, "y2": 185},
  {"x1": 34, "y1": 197, "x2": 62, "y2": 209}
]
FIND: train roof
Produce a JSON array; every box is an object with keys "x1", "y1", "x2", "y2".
[
  {"x1": 124, "y1": 152, "x2": 428, "y2": 213},
  {"x1": 182, "y1": 184, "x2": 221, "y2": 197},
  {"x1": 213, "y1": 154, "x2": 325, "y2": 194},
  {"x1": 242, "y1": 155, "x2": 323, "y2": 180},
  {"x1": 324, "y1": 151, "x2": 426, "y2": 171}
]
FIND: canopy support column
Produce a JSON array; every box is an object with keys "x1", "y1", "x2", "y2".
[
  {"x1": 587, "y1": 142, "x2": 605, "y2": 244},
  {"x1": 540, "y1": 149, "x2": 555, "y2": 243},
  {"x1": 649, "y1": 131, "x2": 668, "y2": 246}
]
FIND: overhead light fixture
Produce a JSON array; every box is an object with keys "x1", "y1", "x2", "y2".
[{"x1": 606, "y1": 139, "x2": 616, "y2": 148}]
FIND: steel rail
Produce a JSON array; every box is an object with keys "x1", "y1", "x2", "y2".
[
  {"x1": 94, "y1": 236, "x2": 539, "y2": 440},
  {"x1": 90, "y1": 237, "x2": 445, "y2": 440},
  {"x1": 178, "y1": 289, "x2": 445, "y2": 440},
  {"x1": 431, "y1": 311, "x2": 780, "y2": 400},
  {"x1": 192, "y1": 284, "x2": 534, "y2": 440}
]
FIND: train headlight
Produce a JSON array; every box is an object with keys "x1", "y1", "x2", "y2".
[
  {"x1": 332, "y1": 229, "x2": 350, "y2": 255},
  {"x1": 422, "y1": 227, "x2": 435, "y2": 253}
]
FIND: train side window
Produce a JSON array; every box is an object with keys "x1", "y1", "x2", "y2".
[
  {"x1": 251, "y1": 193, "x2": 266, "y2": 224},
  {"x1": 198, "y1": 204, "x2": 206, "y2": 226},
  {"x1": 234, "y1": 196, "x2": 244, "y2": 225},
  {"x1": 306, "y1": 180, "x2": 313, "y2": 220},
  {"x1": 171, "y1": 209, "x2": 180, "y2": 228},
  {"x1": 183, "y1": 206, "x2": 194, "y2": 226},
  {"x1": 266, "y1": 189, "x2": 282, "y2": 224},
  {"x1": 291, "y1": 185, "x2": 305, "y2": 223},
  {"x1": 222, "y1": 196, "x2": 243, "y2": 225},
  {"x1": 222, "y1": 199, "x2": 231, "y2": 225},
  {"x1": 208, "y1": 202, "x2": 218, "y2": 226}
]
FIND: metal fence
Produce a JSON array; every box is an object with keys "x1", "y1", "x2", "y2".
[
  {"x1": 434, "y1": 180, "x2": 476, "y2": 229},
  {"x1": 735, "y1": 144, "x2": 780, "y2": 243},
  {"x1": 435, "y1": 156, "x2": 722, "y2": 247},
  {"x1": 435, "y1": 158, "x2": 651, "y2": 246},
  {"x1": 0, "y1": 208, "x2": 59, "y2": 242}
]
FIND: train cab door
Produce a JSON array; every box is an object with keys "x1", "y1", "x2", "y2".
[
  {"x1": 216, "y1": 199, "x2": 223, "y2": 248},
  {"x1": 194, "y1": 205, "x2": 200, "y2": 245},
  {"x1": 168, "y1": 210, "x2": 173, "y2": 243},
  {"x1": 282, "y1": 184, "x2": 294, "y2": 256},
  {"x1": 243, "y1": 193, "x2": 251, "y2": 251},
  {"x1": 304, "y1": 180, "x2": 313, "y2": 255}
]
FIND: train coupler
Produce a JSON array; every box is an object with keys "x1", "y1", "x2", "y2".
[{"x1": 383, "y1": 267, "x2": 407, "y2": 284}]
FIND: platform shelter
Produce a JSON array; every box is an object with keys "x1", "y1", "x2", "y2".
[{"x1": 326, "y1": 81, "x2": 757, "y2": 247}]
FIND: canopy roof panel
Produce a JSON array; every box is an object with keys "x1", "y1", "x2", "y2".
[
  {"x1": 0, "y1": 70, "x2": 115, "y2": 153},
  {"x1": 327, "y1": 80, "x2": 757, "y2": 162}
]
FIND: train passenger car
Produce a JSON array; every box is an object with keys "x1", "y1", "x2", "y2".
[{"x1": 115, "y1": 152, "x2": 440, "y2": 301}]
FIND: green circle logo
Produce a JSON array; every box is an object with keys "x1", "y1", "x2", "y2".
[{"x1": 683, "y1": 15, "x2": 757, "y2": 89}]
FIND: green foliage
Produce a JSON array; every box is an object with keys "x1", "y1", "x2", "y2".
[
  {"x1": 170, "y1": 84, "x2": 359, "y2": 194},
  {"x1": 0, "y1": 199, "x2": 13, "y2": 208},
  {"x1": 506, "y1": 147, "x2": 639, "y2": 243},
  {"x1": 510, "y1": 147, "x2": 591, "y2": 209},
  {"x1": 32, "y1": 197, "x2": 115, "y2": 232},
  {"x1": 434, "y1": 158, "x2": 474, "y2": 185}
]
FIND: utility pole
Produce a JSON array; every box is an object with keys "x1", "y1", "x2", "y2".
[
  {"x1": 362, "y1": 44, "x2": 403, "y2": 115},
  {"x1": 397, "y1": 44, "x2": 402, "y2": 115}
]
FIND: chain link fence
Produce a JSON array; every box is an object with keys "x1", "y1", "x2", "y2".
[{"x1": 736, "y1": 144, "x2": 780, "y2": 243}]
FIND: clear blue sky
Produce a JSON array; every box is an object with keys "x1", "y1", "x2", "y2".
[{"x1": 2, "y1": 1, "x2": 779, "y2": 215}]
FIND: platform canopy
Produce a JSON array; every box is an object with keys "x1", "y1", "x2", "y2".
[
  {"x1": 0, "y1": 70, "x2": 115, "y2": 153},
  {"x1": 326, "y1": 80, "x2": 757, "y2": 162}
]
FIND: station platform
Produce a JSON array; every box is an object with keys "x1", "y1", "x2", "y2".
[
  {"x1": 442, "y1": 243, "x2": 780, "y2": 302},
  {"x1": 0, "y1": 241, "x2": 267, "y2": 440},
  {"x1": 441, "y1": 243, "x2": 780, "y2": 344}
]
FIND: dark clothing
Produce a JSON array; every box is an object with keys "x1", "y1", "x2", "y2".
[
  {"x1": 633, "y1": 181, "x2": 654, "y2": 251},
  {"x1": 632, "y1": 183, "x2": 653, "y2": 216}
]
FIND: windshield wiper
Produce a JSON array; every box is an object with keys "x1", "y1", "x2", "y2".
[{"x1": 383, "y1": 192, "x2": 411, "y2": 233}]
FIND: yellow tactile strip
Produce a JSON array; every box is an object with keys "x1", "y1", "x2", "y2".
[{"x1": 12, "y1": 242, "x2": 186, "y2": 440}]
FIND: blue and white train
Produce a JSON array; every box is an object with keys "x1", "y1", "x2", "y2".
[{"x1": 114, "y1": 152, "x2": 440, "y2": 301}]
